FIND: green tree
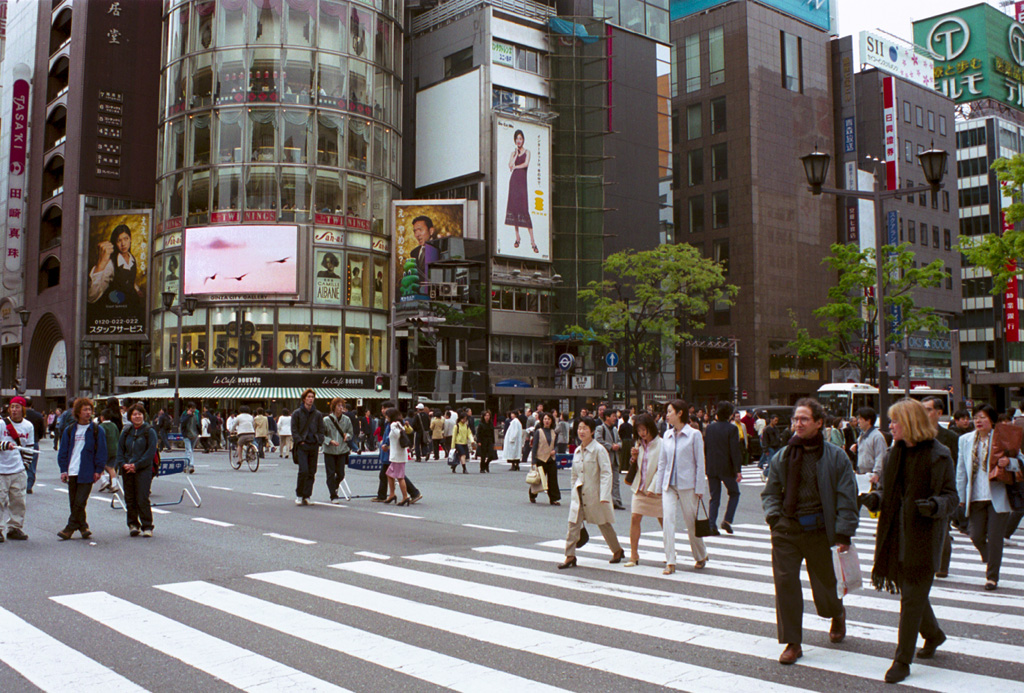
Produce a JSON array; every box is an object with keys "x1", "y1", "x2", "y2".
[
  {"x1": 789, "y1": 242, "x2": 949, "y2": 384},
  {"x1": 960, "y1": 154, "x2": 1024, "y2": 293},
  {"x1": 571, "y1": 243, "x2": 737, "y2": 406}
]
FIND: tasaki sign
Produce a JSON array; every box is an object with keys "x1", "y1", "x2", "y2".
[{"x1": 913, "y1": 4, "x2": 1024, "y2": 112}]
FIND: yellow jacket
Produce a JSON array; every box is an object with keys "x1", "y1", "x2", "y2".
[{"x1": 453, "y1": 422, "x2": 475, "y2": 445}]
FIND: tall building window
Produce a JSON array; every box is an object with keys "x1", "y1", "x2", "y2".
[
  {"x1": 927, "y1": 111, "x2": 935, "y2": 131},
  {"x1": 920, "y1": 222, "x2": 928, "y2": 246},
  {"x1": 685, "y1": 33, "x2": 700, "y2": 93},
  {"x1": 711, "y1": 143, "x2": 728, "y2": 181},
  {"x1": 945, "y1": 267, "x2": 953, "y2": 291},
  {"x1": 688, "y1": 149, "x2": 703, "y2": 186},
  {"x1": 939, "y1": 115, "x2": 947, "y2": 136},
  {"x1": 908, "y1": 219, "x2": 916, "y2": 244},
  {"x1": 713, "y1": 238, "x2": 730, "y2": 274},
  {"x1": 903, "y1": 101, "x2": 911, "y2": 123},
  {"x1": 915, "y1": 105, "x2": 923, "y2": 127},
  {"x1": 781, "y1": 32, "x2": 801, "y2": 93},
  {"x1": 712, "y1": 190, "x2": 729, "y2": 228},
  {"x1": 942, "y1": 190, "x2": 949, "y2": 211},
  {"x1": 709, "y1": 26, "x2": 725, "y2": 85},
  {"x1": 687, "y1": 103, "x2": 702, "y2": 140},
  {"x1": 904, "y1": 140, "x2": 912, "y2": 163},
  {"x1": 688, "y1": 195, "x2": 704, "y2": 233},
  {"x1": 710, "y1": 96, "x2": 726, "y2": 133},
  {"x1": 444, "y1": 46, "x2": 473, "y2": 79},
  {"x1": 932, "y1": 227, "x2": 940, "y2": 249},
  {"x1": 944, "y1": 228, "x2": 951, "y2": 250}
]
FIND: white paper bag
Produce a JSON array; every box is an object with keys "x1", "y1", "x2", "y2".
[{"x1": 833, "y1": 542, "x2": 863, "y2": 598}]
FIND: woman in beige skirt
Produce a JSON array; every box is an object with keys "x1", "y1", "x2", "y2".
[{"x1": 624, "y1": 413, "x2": 664, "y2": 566}]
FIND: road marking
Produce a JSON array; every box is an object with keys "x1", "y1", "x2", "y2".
[
  {"x1": 354, "y1": 551, "x2": 390, "y2": 560},
  {"x1": 252, "y1": 570, "x2": 809, "y2": 693},
  {"x1": 158, "y1": 580, "x2": 564, "y2": 692},
  {"x1": 252, "y1": 492, "x2": 284, "y2": 499},
  {"x1": 191, "y1": 517, "x2": 234, "y2": 528},
  {"x1": 334, "y1": 560, "x2": 1021, "y2": 693},
  {"x1": 208, "y1": 486, "x2": 233, "y2": 491},
  {"x1": 263, "y1": 532, "x2": 316, "y2": 545},
  {"x1": 462, "y1": 523, "x2": 517, "y2": 533},
  {"x1": 52, "y1": 592, "x2": 346, "y2": 692},
  {"x1": 0, "y1": 606, "x2": 147, "y2": 693},
  {"x1": 377, "y1": 511, "x2": 423, "y2": 519},
  {"x1": 151, "y1": 508, "x2": 171, "y2": 515},
  {"x1": 312, "y1": 501, "x2": 347, "y2": 509},
  {"x1": 53, "y1": 488, "x2": 68, "y2": 494}
]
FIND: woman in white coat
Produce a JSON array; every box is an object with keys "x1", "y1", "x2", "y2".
[
  {"x1": 624, "y1": 413, "x2": 664, "y2": 566},
  {"x1": 957, "y1": 403, "x2": 1017, "y2": 590},
  {"x1": 657, "y1": 399, "x2": 709, "y2": 574},
  {"x1": 558, "y1": 416, "x2": 625, "y2": 569},
  {"x1": 503, "y1": 409, "x2": 524, "y2": 471}
]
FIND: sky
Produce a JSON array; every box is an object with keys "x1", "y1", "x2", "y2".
[{"x1": 836, "y1": 0, "x2": 1013, "y2": 63}]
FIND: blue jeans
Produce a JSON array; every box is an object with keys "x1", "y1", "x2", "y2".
[
  {"x1": 759, "y1": 448, "x2": 776, "y2": 471},
  {"x1": 26, "y1": 443, "x2": 38, "y2": 491},
  {"x1": 708, "y1": 475, "x2": 741, "y2": 527}
]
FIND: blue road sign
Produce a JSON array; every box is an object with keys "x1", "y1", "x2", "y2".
[
  {"x1": 558, "y1": 353, "x2": 576, "y2": 371},
  {"x1": 605, "y1": 352, "x2": 619, "y2": 368}
]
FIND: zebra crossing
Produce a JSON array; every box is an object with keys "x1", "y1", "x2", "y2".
[{"x1": 1, "y1": 515, "x2": 1022, "y2": 692}]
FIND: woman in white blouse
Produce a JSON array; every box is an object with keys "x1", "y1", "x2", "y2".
[
  {"x1": 624, "y1": 413, "x2": 663, "y2": 567},
  {"x1": 656, "y1": 399, "x2": 709, "y2": 574}
]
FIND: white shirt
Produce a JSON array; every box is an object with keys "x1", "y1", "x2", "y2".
[
  {"x1": 970, "y1": 432, "x2": 993, "y2": 503},
  {"x1": 68, "y1": 424, "x2": 90, "y2": 477},
  {"x1": 0, "y1": 418, "x2": 34, "y2": 475},
  {"x1": 277, "y1": 414, "x2": 292, "y2": 436},
  {"x1": 231, "y1": 413, "x2": 255, "y2": 435}
]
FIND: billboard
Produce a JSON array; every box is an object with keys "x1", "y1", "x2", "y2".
[
  {"x1": 183, "y1": 225, "x2": 298, "y2": 296},
  {"x1": 85, "y1": 211, "x2": 151, "y2": 339},
  {"x1": 913, "y1": 4, "x2": 1024, "y2": 111},
  {"x1": 494, "y1": 115, "x2": 551, "y2": 261},
  {"x1": 393, "y1": 200, "x2": 465, "y2": 300},
  {"x1": 415, "y1": 69, "x2": 482, "y2": 188},
  {"x1": 670, "y1": 0, "x2": 831, "y2": 31},
  {"x1": 313, "y1": 249, "x2": 342, "y2": 304},
  {"x1": 859, "y1": 31, "x2": 934, "y2": 89}
]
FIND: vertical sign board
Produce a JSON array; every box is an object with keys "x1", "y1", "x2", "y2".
[
  {"x1": 4, "y1": 79, "x2": 30, "y2": 281},
  {"x1": 1002, "y1": 211, "x2": 1020, "y2": 343},
  {"x1": 882, "y1": 76, "x2": 898, "y2": 190},
  {"x1": 887, "y1": 211, "x2": 902, "y2": 336},
  {"x1": 843, "y1": 117, "x2": 856, "y2": 153},
  {"x1": 1017, "y1": 2, "x2": 1024, "y2": 24},
  {"x1": 844, "y1": 160, "x2": 858, "y2": 243}
]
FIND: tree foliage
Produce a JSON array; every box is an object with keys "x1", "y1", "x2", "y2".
[
  {"x1": 570, "y1": 243, "x2": 737, "y2": 405},
  {"x1": 960, "y1": 154, "x2": 1024, "y2": 293},
  {"x1": 789, "y1": 242, "x2": 949, "y2": 383}
]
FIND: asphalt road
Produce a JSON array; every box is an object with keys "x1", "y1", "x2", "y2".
[{"x1": 1, "y1": 444, "x2": 1022, "y2": 692}]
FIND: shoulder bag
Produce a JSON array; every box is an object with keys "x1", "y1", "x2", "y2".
[{"x1": 694, "y1": 498, "x2": 714, "y2": 538}]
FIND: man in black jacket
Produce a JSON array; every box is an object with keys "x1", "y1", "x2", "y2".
[
  {"x1": 705, "y1": 401, "x2": 744, "y2": 534},
  {"x1": 411, "y1": 403, "x2": 431, "y2": 462},
  {"x1": 290, "y1": 389, "x2": 325, "y2": 506}
]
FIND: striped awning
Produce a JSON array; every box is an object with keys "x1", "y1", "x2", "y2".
[{"x1": 120, "y1": 387, "x2": 393, "y2": 401}]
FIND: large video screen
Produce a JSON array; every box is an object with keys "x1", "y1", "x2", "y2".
[{"x1": 183, "y1": 225, "x2": 299, "y2": 295}]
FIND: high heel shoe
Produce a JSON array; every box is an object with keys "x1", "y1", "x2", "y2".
[
  {"x1": 609, "y1": 548, "x2": 625, "y2": 564},
  {"x1": 384, "y1": 496, "x2": 397, "y2": 504},
  {"x1": 663, "y1": 564, "x2": 676, "y2": 575},
  {"x1": 624, "y1": 558, "x2": 640, "y2": 567},
  {"x1": 461, "y1": 464, "x2": 467, "y2": 474},
  {"x1": 398, "y1": 498, "x2": 411, "y2": 506},
  {"x1": 557, "y1": 556, "x2": 577, "y2": 570}
]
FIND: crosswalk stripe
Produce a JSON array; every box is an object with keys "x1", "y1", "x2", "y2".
[
  {"x1": 488, "y1": 543, "x2": 1024, "y2": 631},
  {"x1": 331, "y1": 560, "x2": 1021, "y2": 692},
  {"x1": 0, "y1": 606, "x2": 147, "y2": 693},
  {"x1": 51, "y1": 592, "x2": 347, "y2": 692},
  {"x1": 249, "y1": 569, "x2": 813, "y2": 693},
  {"x1": 155, "y1": 580, "x2": 563, "y2": 692},
  {"x1": 408, "y1": 551, "x2": 1024, "y2": 663}
]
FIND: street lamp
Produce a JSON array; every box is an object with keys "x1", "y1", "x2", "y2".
[
  {"x1": 801, "y1": 146, "x2": 948, "y2": 430},
  {"x1": 162, "y1": 291, "x2": 197, "y2": 425},
  {"x1": 17, "y1": 308, "x2": 29, "y2": 393}
]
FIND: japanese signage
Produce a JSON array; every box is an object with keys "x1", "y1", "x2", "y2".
[
  {"x1": 843, "y1": 117, "x2": 856, "y2": 153},
  {"x1": 85, "y1": 211, "x2": 152, "y2": 339},
  {"x1": 882, "y1": 76, "x2": 898, "y2": 191},
  {"x1": 887, "y1": 211, "x2": 902, "y2": 336},
  {"x1": 670, "y1": 0, "x2": 831, "y2": 31},
  {"x1": 913, "y1": 5, "x2": 1024, "y2": 112},
  {"x1": 859, "y1": 31, "x2": 934, "y2": 90},
  {"x1": 393, "y1": 200, "x2": 465, "y2": 301},
  {"x1": 4, "y1": 78, "x2": 29, "y2": 280},
  {"x1": 492, "y1": 40, "x2": 515, "y2": 67},
  {"x1": 1002, "y1": 212, "x2": 1020, "y2": 343}
]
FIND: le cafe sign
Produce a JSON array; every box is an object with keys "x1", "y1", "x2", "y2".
[
  {"x1": 183, "y1": 320, "x2": 331, "y2": 369},
  {"x1": 927, "y1": 16, "x2": 1024, "y2": 67}
]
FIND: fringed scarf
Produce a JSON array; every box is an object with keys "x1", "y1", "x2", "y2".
[{"x1": 782, "y1": 431, "x2": 825, "y2": 517}]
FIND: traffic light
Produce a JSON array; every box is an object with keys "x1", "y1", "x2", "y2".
[{"x1": 374, "y1": 373, "x2": 384, "y2": 392}]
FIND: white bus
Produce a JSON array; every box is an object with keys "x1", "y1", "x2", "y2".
[{"x1": 816, "y1": 383, "x2": 953, "y2": 423}]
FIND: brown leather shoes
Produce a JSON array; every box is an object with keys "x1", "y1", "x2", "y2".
[
  {"x1": 829, "y1": 606, "x2": 847, "y2": 643},
  {"x1": 779, "y1": 644, "x2": 802, "y2": 665},
  {"x1": 609, "y1": 548, "x2": 625, "y2": 564}
]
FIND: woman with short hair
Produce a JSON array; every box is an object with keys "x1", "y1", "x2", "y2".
[
  {"x1": 117, "y1": 404, "x2": 159, "y2": 537},
  {"x1": 530, "y1": 412, "x2": 560, "y2": 505},
  {"x1": 624, "y1": 413, "x2": 664, "y2": 566},
  {"x1": 451, "y1": 411, "x2": 476, "y2": 474},
  {"x1": 657, "y1": 399, "x2": 709, "y2": 574}
]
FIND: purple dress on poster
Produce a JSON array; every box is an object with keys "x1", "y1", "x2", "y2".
[{"x1": 505, "y1": 150, "x2": 533, "y2": 229}]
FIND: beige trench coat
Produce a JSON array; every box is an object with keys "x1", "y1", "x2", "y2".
[{"x1": 569, "y1": 441, "x2": 614, "y2": 525}]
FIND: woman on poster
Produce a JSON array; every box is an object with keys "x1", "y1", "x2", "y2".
[
  {"x1": 505, "y1": 129, "x2": 538, "y2": 253},
  {"x1": 87, "y1": 223, "x2": 144, "y2": 313}
]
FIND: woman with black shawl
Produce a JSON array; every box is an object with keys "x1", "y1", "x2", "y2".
[{"x1": 865, "y1": 399, "x2": 958, "y2": 684}]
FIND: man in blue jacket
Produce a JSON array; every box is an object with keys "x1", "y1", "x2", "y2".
[{"x1": 57, "y1": 398, "x2": 106, "y2": 540}]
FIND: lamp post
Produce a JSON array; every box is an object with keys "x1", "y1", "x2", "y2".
[
  {"x1": 17, "y1": 308, "x2": 30, "y2": 393},
  {"x1": 801, "y1": 146, "x2": 948, "y2": 430},
  {"x1": 162, "y1": 291, "x2": 197, "y2": 426}
]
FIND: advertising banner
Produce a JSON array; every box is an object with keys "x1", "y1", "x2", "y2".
[
  {"x1": 85, "y1": 211, "x2": 152, "y2": 339},
  {"x1": 313, "y1": 249, "x2": 342, "y2": 304},
  {"x1": 494, "y1": 115, "x2": 551, "y2": 261},
  {"x1": 3, "y1": 78, "x2": 29, "y2": 286},
  {"x1": 183, "y1": 225, "x2": 298, "y2": 296},
  {"x1": 859, "y1": 31, "x2": 934, "y2": 89},
  {"x1": 882, "y1": 76, "x2": 898, "y2": 191},
  {"x1": 163, "y1": 253, "x2": 180, "y2": 298},
  {"x1": 1002, "y1": 212, "x2": 1020, "y2": 343},
  {"x1": 393, "y1": 200, "x2": 465, "y2": 301}
]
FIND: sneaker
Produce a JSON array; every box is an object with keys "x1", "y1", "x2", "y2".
[
  {"x1": 330, "y1": 497, "x2": 342, "y2": 504},
  {"x1": 295, "y1": 497, "x2": 303, "y2": 505},
  {"x1": 301, "y1": 498, "x2": 309, "y2": 506},
  {"x1": 7, "y1": 528, "x2": 27, "y2": 541},
  {"x1": 410, "y1": 494, "x2": 423, "y2": 504},
  {"x1": 129, "y1": 526, "x2": 141, "y2": 537},
  {"x1": 370, "y1": 497, "x2": 386, "y2": 503},
  {"x1": 141, "y1": 529, "x2": 153, "y2": 538}
]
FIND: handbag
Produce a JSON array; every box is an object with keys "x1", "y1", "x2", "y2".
[
  {"x1": 990, "y1": 423, "x2": 1024, "y2": 484},
  {"x1": 1007, "y1": 477, "x2": 1024, "y2": 511},
  {"x1": 525, "y1": 466, "x2": 542, "y2": 486},
  {"x1": 398, "y1": 423, "x2": 411, "y2": 449},
  {"x1": 694, "y1": 498, "x2": 714, "y2": 538}
]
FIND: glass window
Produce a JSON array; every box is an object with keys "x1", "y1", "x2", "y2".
[
  {"x1": 187, "y1": 170, "x2": 210, "y2": 224},
  {"x1": 444, "y1": 46, "x2": 473, "y2": 79},
  {"x1": 933, "y1": 227, "x2": 940, "y2": 249},
  {"x1": 781, "y1": 32, "x2": 801, "y2": 93},
  {"x1": 311, "y1": 310, "x2": 343, "y2": 370},
  {"x1": 712, "y1": 190, "x2": 729, "y2": 228},
  {"x1": 620, "y1": 0, "x2": 645, "y2": 33},
  {"x1": 315, "y1": 170, "x2": 344, "y2": 214},
  {"x1": 280, "y1": 169, "x2": 311, "y2": 220},
  {"x1": 689, "y1": 195, "x2": 704, "y2": 233},
  {"x1": 646, "y1": 7, "x2": 668, "y2": 43},
  {"x1": 373, "y1": 256, "x2": 388, "y2": 310},
  {"x1": 709, "y1": 26, "x2": 724, "y2": 85},
  {"x1": 282, "y1": 110, "x2": 312, "y2": 164},
  {"x1": 370, "y1": 178, "x2": 389, "y2": 235},
  {"x1": 939, "y1": 115, "x2": 947, "y2": 136},
  {"x1": 245, "y1": 166, "x2": 276, "y2": 211},
  {"x1": 318, "y1": 52, "x2": 347, "y2": 102},
  {"x1": 688, "y1": 149, "x2": 703, "y2": 186},
  {"x1": 277, "y1": 307, "x2": 310, "y2": 371},
  {"x1": 376, "y1": 19, "x2": 392, "y2": 71},
  {"x1": 194, "y1": 2, "x2": 215, "y2": 51},
  {"x1": 711, "y1": 143, "x2": 727, "y2": 181},
  {"x1": 710, "y1": 96, "x2": 726, "y2": 133},
  {"x1": 347, "y1": 254, "x2": 371, "y2": 308},
  {"x1": 685, "y1": 33, "x2": 700, "y2": 93},
  {"x1": 319, "y1": 0, "x2": 348, "y2": 54},
  {"x1": 248, "y1": 109, "x2": 278, "y2": 163},
  {"x1": 927, "y1": 110, "x2": 935, "y2": 131},
  {"x1": 346, "y1": 173, "x2": 368, "y2": 219},
  {"x1": 916, "y1": 106, "x2": 923, "y2": 127},
  {"x1": 252, "y1": 3, "x2": 282, "y2": 44},
  {"x1": 283, "y1": 49, "x2": 315, "y2": 104},
  {"x1": 903, "y1": 101, "x2": 911, "y2": 123},
  {"x1": 215, "y1": 50, "x2": 247, "y2": 106},
  {"x1": 944, "y1": 228, "x2": 951, "y2": 250},
  {"x1": 317, "y1": 113, "x2": 344, "y2": 167},
  {"x1": 192, "y1": 56, "x2": 213, "y2": 109},
  {"x1": 286, "y1": 0, "x2": 316, "y2": 48},
  {"x1": 213, "y1": 167, "x2": 241, "y2": 211},
  {"x1": 686, "y1": 103, "x2": 701, "y2": 140},
  {"x1": 167, "y1": 119, "x2": 186, "y2": 171},
  {"x1": 349, "y1": 59, "x2": 370, "y2": 114},
  {"x1": 217, "y1": 0, "x2": 248, "y2": 47},
  {"x1": 348, "y1": 118, "x2": 369, "y2": 171},
  {"x1": 190, "y1": 115, "x2": 211, "y2": 167},
  {"x1": 350, "y1": 6, "x2": 373, "y2": 59},
  {"x1": 920, "y1": 222, "x2": 928, "y2": 246},
  {"x1": 215, "y1": 109, "x2": 244, "y2": 164},
  {"x1": 905, "y1": 140, "x2": 912, "y2": 163},
  {"x1": 713, "y1": 238, "x2": 729, "y2": 275},
  {"x1": 167, "y1": 173, "x2": 184, "y2": 219}
]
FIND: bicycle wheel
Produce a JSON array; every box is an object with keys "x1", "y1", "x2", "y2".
[
  {"x1": 246, "y1": 444, "x2": 260, "y2": 472},
  {"x1": 230, "y1": 451, "x2": 242, "y2": 470}
]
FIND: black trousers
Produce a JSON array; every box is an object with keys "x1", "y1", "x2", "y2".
[
  {"x1": 324, "y1": 453, "x2": 348, "y2": 499},
  {"x1": 894, "y1": 573, "x2": 943, "y2": 665},
  {"x1": 770, "y1": 526, "x2": 843, "y2": 645},
  {"x1": 295, "y1": 445, "x2": 319, "y2": 499},
  {"x1": 708, "y1": 475, "x2": 741, "y2": 526},
  {"x1": 539, "y1": 458, "x2": 560, "y2": 502},
  {"x1": 377, "y1": 461, "x2": 419, "y2": 500},
  {"x1": 66, "y1": 478, "x2": 94, "y2": 531},
  {"x1": 123, "y1": 468, "x2": 154, "y2": 531},
  {"x1": 968, "y1": 501, "x2": 1009, "y2": 583}
]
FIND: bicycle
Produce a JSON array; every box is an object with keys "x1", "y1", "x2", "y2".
[{"x1": 230, "y1": 438, "x2": 260, "y2": 472}]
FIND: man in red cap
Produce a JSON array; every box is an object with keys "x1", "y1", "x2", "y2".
[{"x1": 1, "y1": 396, "x2": 35, "y2": 541}]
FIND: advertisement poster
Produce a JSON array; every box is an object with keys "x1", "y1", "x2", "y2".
[
  {"x1": 163, "y1": 253, "x2": 180, "y2": 298},
  {"x1": 183, "y1": 225, "x2": 299, "y2": 295},
  {"x1": 393, "y1": 200, "x2": 465, "y2": 300},
  {"x1": 85, "y1": 211, "x2": 152, "y2": 338},
  {"x1": 373, "y1": 257, "x2": 387, "y2": 309},
  {"x1": 494, "y1": 115, "x2": 550, "y2": 261},
  {"x1": 314, "y1": 249, "x2": 342, "y2": 304},
  {"x1": 348, "y1": 256, "x2": 367, "y2": 307},
  {"x1": 346, "y1": 334, "x2": 363, "y2": 371}
]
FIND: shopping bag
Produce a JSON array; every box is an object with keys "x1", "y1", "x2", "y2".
[
  {"x1": 694, "y1": 498, "x2": 714, "y2": 538},
  {"x1": 833, "y1": 542, "x2": 863, "y2": 599}
]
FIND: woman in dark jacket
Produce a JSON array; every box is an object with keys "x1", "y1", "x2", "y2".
[
  {"x1": 476, "y1": 410, "x2": 497, "y2": 473},
  {"x1": 866, "y1": 399, "x2": 958, "y2": 684},
  {"x1": 117, "y1": 403, "x2": 159, "y2": 537}
]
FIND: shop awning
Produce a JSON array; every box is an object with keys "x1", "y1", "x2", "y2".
[{"x1": 120, "y1": 387, "x2": 393, "y2": 401}]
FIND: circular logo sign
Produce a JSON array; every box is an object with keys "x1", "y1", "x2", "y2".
[
  {"x1": 557, "y1": 353, "x2": 575, "y2": 372},
  {"x1": 1009, "y1": 24, "x2": 1024, "y2": 67},
  {"x1": 927, "y1": 17, "x2": 971, "y2": 62}
]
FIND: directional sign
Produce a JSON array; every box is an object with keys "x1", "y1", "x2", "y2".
[
  {"x1": 557, "y1": 353, "x2": 576, "y2": 372},
  {"x1": 604, "y1": 352, "x2": 619, "y2": 368}
]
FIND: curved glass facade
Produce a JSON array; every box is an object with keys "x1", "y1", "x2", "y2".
[{"x1": 152, "y1": 0, "x2": 400, "y2": 382}]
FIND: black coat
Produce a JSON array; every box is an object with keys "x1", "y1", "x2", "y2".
[
  {"x1": 704, "y1": 420, "x2": 743, "y2": 478},
  {"x1": 477, "y1": 419, "x2": 495, "y2": 447}
]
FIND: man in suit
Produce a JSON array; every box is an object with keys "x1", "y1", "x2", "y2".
[
  {"x1": 411, "y1": 403, "x2": 431, "y2": 462},
  {"x1": 705, "y1": 401, "x2": 744, "y2": 534},
  {"x1": 923, "y1": 396, "x2": 961, "y2": 578},
  {"x1": 595, "y1": 409, "x2": 625, "y2": 509}
]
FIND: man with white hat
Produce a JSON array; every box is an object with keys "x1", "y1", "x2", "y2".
[
  {"x1": 1, "y1": 396, "x2": 35, "y2": 541},
  {"x1": 412, "y1": 403, "x2": 431, "y2": 462}
]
